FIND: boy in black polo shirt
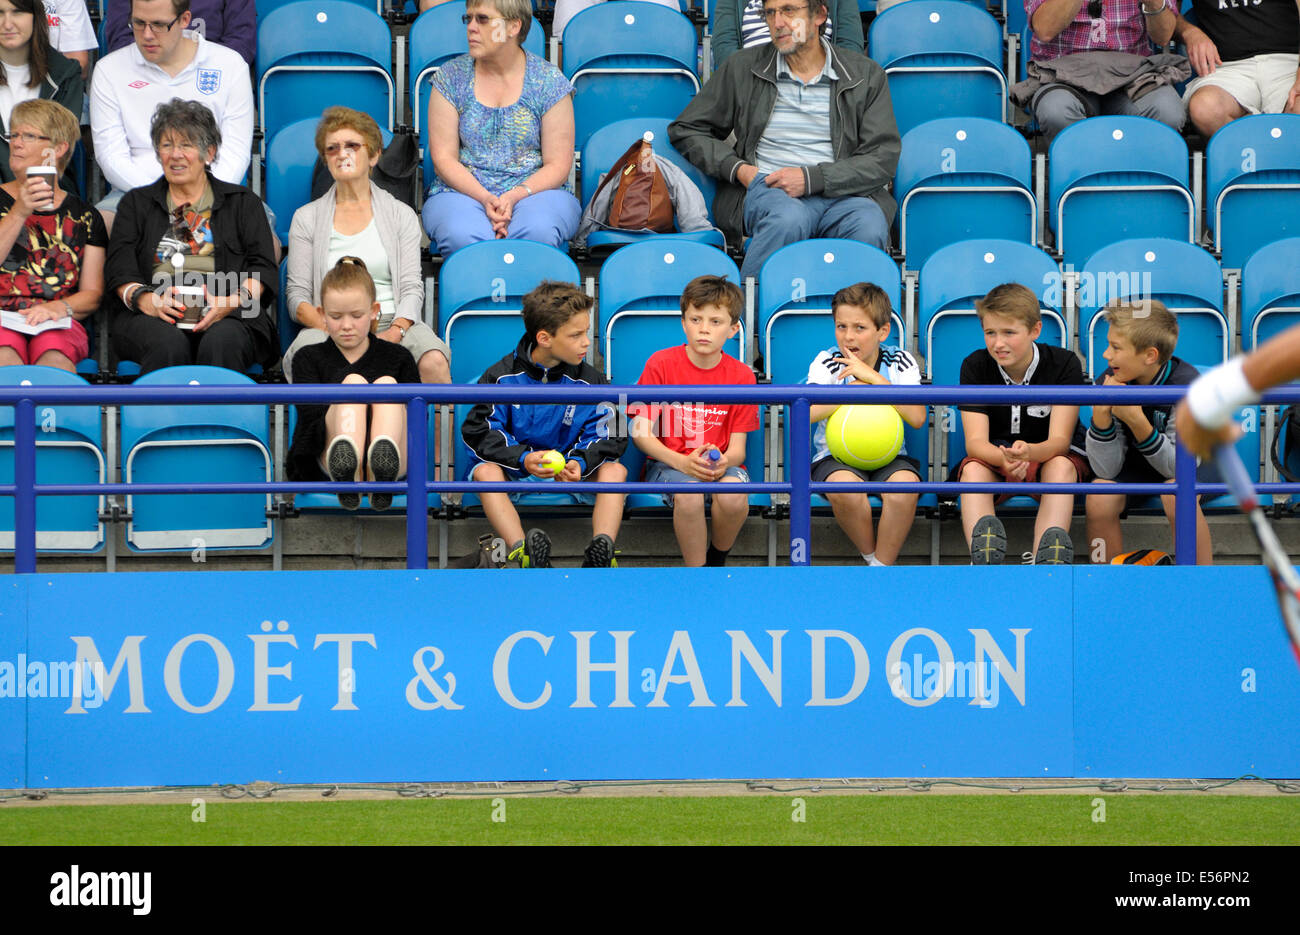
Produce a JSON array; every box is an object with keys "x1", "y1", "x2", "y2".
[
  {"x1": 1085, "y1": 300, "x2": 1213, "y2": 564},
  {"x1": 957, "y1": 283, "x2": 1089, "y2": 565}
]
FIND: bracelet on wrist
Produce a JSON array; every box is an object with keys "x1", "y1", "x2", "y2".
[
  {"x1": 517, "y1": 182, "x2": 533, "y2": 197},
  {"x1": 60, "y1": 299, "x2": 73, "y2": 318}
]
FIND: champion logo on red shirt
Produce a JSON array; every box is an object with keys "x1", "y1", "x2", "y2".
[{"x1": 128, "y1": 80, "x2": 150, "y2": 89}]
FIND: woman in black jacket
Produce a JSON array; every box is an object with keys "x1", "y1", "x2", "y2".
[{"x1": 105, "y1": 98, "x2": 277, "y2": 375}]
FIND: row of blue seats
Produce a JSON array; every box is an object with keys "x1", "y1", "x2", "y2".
[{"x1": 0, "y1": 359, "x2": 1270, "y2": 558}]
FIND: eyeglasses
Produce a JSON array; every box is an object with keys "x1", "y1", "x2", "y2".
[
  {"x1": 3, "y1": 131, "x2": 51, "y2": 144},
  {"x1": 762, "y1": 4, "x2": 809, "y2": 20},
  {"x1": 324, "y1": 141, "x2": 364, "y2": 157},
  {"x1": 129, "y1": 14, "x2": 181, "y2": 34},
  {"x1": 461, "y1": 13, "x2": 497, "y2": 25},
  {"x1": 158, "y1": 139, "x2": 201, "y2": 154},
  {"x1": 1088, "y1": 0, "x2": 1102, "y2": 17}
]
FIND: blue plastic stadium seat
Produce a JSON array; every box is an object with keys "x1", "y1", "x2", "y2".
[
  {"x1": 895, "y1": 118, "x2": 1035, "y2": 271},
  {"x1": 119, "y1": 366, "x2": 272, "y2": 551},
  {"x1": 562, "y1": 1, "x2": 700, "y2": 152},
  {"x1": 409, "y1": 3, "x2": 547, "y2": 186},
  {"x1": 1242, "y1": 237, "x2": 1300, "y2": 351},
  {"x1": 1048, "y1": 117, "x2": 1194, "y2": 269},
  {"x1": 256, "y1": 2, "x2": 394, "y2": 154},
  {"x1": 598, "y1": 241, "x2": 742, "y2": 384},
  {"x1": 265, "y1": 117, "x2": 394, "y2": 246},
  {"x1": 0, "y1": 367, "x2": 105, "y2": 553},
  {"x1": 1079, "y1": 238, "x2": 1225, "y2": 378},
  {"x1": 868, "y1": 1, "x2": 1007, "y2": 137},
  {"x1": 579, "y1": 117, "x2": 726, "y2": 254},
  {"x1": 1205, "y1": 114, "x2": 1300, "y2": 271}
]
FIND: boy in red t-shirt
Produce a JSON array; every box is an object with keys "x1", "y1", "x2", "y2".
[{"x1": 629, "y1": 275, "x2": 758, "y2": 566}]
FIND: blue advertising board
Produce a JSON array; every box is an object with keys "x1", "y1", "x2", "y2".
[{"x1": 3, "y1": 566, "x2": 1296, "y2": 786}]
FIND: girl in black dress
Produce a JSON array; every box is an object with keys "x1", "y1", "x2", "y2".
[{"x1": 286, "y1": 256, "x2": 419, "y2": 509}]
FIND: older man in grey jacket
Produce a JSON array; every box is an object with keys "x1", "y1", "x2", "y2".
[{"x1": 669, "y1": 0, "x2": 900, "y2": 281}]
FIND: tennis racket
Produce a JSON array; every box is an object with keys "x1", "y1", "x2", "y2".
[{"x1": 1215, "y1": 443, "x2": 1300, "y2": 666}]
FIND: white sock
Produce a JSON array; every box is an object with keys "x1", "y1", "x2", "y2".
[{"x1": 863, "y1": 553, "x2": 886, "y2": 567}]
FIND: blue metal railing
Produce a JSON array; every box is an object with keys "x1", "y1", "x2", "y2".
[{"x1": 5, "y1": 381, "x2": 1300, "y2": 572}]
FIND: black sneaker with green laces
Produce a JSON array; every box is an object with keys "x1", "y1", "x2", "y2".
[{"x1": 582, "y1": 534, "x2": 617, "y2": 568}]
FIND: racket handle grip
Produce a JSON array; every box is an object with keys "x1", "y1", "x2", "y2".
[{"x1": 1215, "y1": 443, "x2": 1258, "y2": 512}]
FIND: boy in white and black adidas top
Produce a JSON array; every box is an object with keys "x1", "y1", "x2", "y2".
[
  {"x1": 806, "y1": 282, "x2": 925, "y2": 566},
  {"x1": 1085, "y1": 300, "x2": 1213, "y2": 564},
  {"x1": 89, "y1": 0, "x2": 252, "y2": 217},
  {"x1": 956, "y1": 282, "x2": 1090, "y2": 565}
]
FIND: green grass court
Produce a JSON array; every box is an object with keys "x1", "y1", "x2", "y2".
[{"x1": 3, "y1": 795, "x2": 1297, "y2": 845}]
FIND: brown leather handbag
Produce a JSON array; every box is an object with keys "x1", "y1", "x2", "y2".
[{"x1": 593, "y1": 132, "x2": 675, "y2": 232}]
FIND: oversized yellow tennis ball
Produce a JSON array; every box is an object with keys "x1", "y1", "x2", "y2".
[
  {"x1": 826, "y1": 405, "x2": 904, "y2": 470},
  {"x1": 538, "y1": 450, "x2": 566, "y2": 474}
]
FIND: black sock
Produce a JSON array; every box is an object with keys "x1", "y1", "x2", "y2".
[{"x1": 705, "y1": 545, "x2": 729, "y2": 567}]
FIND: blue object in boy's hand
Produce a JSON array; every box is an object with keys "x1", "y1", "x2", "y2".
[{"x1": 706, "y1": 447, "x2": 721, "y2": 463}]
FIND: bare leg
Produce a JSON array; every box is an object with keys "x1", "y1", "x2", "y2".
[
  {"x1": 1085, "y1": 481, "x2": 1125, "y2": 564},
  {"x1": 320, "y1": 372, "x2": 368, "y2": 479},
  {"x1": 826, "y1": 468, "x2": 876, "y2": 555},
  {"x1": 709, "y1": 477, "x2": 749, "y2": 551},
  {"x1": 673, "y1": 493, "x2": 709, "y2": 567},
  {"x1": 1187, "y1": 85, "x2": 1248, "y2": 138},
  {"x1": 875, "y1": 471, "x2": 919, "y2": 565},
  {"x1": 1034, "y1": 455, "x2": 1078, "y2": 549},
  {"x1": 33, "y1": 350, "x2": 74, "y2": 372},
  {"x1": 591, "y1": 460, "x2": 626, "y2": 540},
  {"x1": 366, "y1": 375, "x2": 407, "y2": 480},
  {"x1": 0, "y1": 347, "x2": 25, "y2": 367},
  {"x1": 473, "y1": 461, "x2": 525, "y2": 548},
  {"x1": 960, "y1": 460, "x2": 999, "y2": 546}
]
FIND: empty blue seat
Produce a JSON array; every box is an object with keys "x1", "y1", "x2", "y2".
[
  {"x1": 563, "y1": 1, "x2": 700, "y2": 152},
  {"x1": 895, "y1": 117, "x2": 1035, "y2": 270},
  {"x1": 409, "y1": 3, "x2": 547, "y2": 185},
  {"x1": 0, "y1": 367, "x2": 105, "y2": 553},
  {"x1": 579, "y1": 117, "x2": 725, "y2": 253},
  {"x1": 256, "y1": 2, "x2": 394, "y2": 153},
  {"x1": 1079, "y1": 238, "x2": 1225, "y2": 377},
  {"x1": 1205, "y1": 114, "x2": 1300, "y2": 271},
  {"x1": 868, "y1": 1, "x2": 1007, "y2": 137},
  {"x1": 1048, "y1": 117, "x2": 1194, "y2": 269},
  {"x1": 120, "y1": 366, "x2": 272, "y2": 551},
  {"x1": 1242, "y1": 237, "x2": 1300, "y2": 351}
]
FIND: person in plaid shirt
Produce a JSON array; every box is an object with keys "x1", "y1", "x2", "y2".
[{"x1": 1027, "y1": 0, "x2": 1184, "y2": 139}]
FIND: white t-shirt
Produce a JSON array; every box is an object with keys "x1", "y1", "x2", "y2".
[
  {"x1": 553, "y1": 0, "x2": 684, "y2": 41},
  {"x1": 90, "y1": 31, "x2": 253, "y2": 193},
  {"x1": 806, "y1": 344, "x2": 921, "y2": 463},
  {"x1": 0, "y1": 63, "x2": 41, "y2": 133},
  {"x1": 42, "y1": 0, "x2": 97, "y2": 54},
  {"x1": 328, "y1": 219, "x2": 397, "y2": 327}
]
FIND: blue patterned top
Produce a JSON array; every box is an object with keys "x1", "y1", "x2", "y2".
[{"x1": 427, "y1": 51, "x2": 575, "y2": 198}]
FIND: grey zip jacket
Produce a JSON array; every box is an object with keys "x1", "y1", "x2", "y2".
[{"x1": 668, "y1": 41, "x2": 900, "y2": 245}]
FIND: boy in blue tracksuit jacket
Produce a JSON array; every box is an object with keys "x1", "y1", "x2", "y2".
[{"x1": 462, "y1": 281, "x2": 627, "y2": 568}]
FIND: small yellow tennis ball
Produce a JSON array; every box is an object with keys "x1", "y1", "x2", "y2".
[
  {"x1": 826, "y1": 405, "x2": 904, "y2": 470},
  {"x1": 539, "y1": 450, "x2": 566, "y2": 474}
]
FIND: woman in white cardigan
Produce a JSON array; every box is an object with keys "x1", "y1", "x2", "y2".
[{"x1": 283, "y1": 107, "x2": 450, "y2": 385}]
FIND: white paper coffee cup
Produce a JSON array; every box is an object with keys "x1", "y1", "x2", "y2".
[
  {"x1": 26, "y1": 166, "x2": 56, "y2": 212},
  {"x1": 174, "y1": 285, "x2": 205, "y2": 329}
]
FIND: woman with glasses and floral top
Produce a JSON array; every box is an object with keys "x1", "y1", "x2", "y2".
[
  {"x1": 105, "y1": 98, "x2": 276, "y2": 375},
  {"x1": 0, "y1": 0, "x2": 82, "y2": 190},
  {"x1": 421, "y1": 0, "x2": 580, "y2": 257},
  {"x1": 282, "y1": 106, "x2": 450, "y2": 387},
  {"x1": 0, "y1": 99, "x2": 102, "y2": 370}
]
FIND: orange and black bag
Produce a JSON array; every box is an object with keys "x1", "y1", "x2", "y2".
[{"x1": 592, "y1": 133, "x2": 675, "y2": 232}]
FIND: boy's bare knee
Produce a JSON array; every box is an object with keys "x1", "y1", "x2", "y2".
[
  {"x1": 472, "y1": 463, "x2": 505, "y2": 482},
  {"x1": 716, "y1": 493, "x2": 749, "y2": 516},
  {"x1": 960, "y1": 461, "x2": 995, "y2": 483},
  {"x1": 1041, "y1": 456, "x2": 1078, "y2": 482},
  {"x1": 675, "y1": 494, "x2": 706, "y2": 517},
  {"x1": 596, "y1": 461, "x2": 627, "y2": 482}
]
